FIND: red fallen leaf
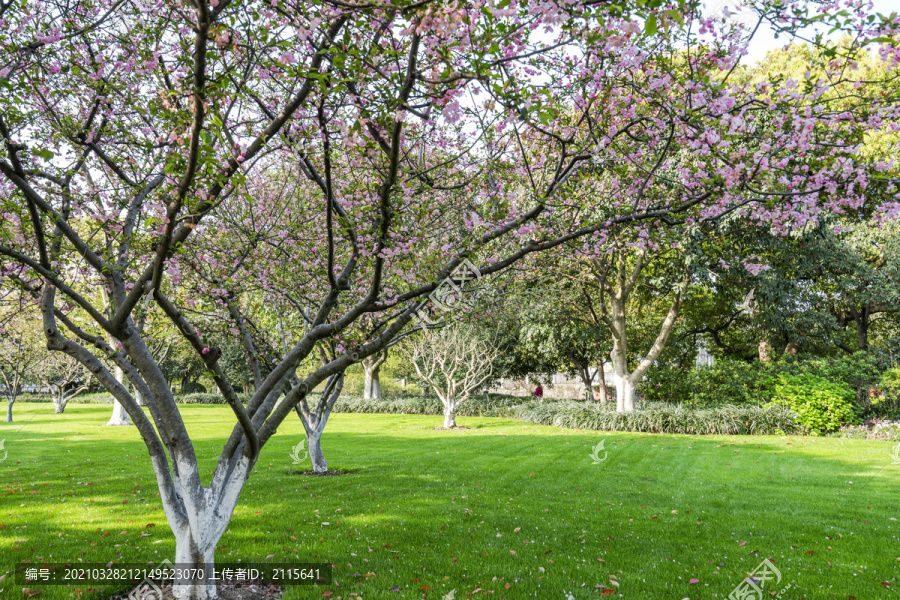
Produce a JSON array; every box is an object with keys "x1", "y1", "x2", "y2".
[
  {"x1": 420, "y1": 586, "x2": 431, "y2": 590},
  {"x1": 322, "y1": 592, "x2": 333, "y2": 597},
  {"x1": 412, "y1": 579, "x2": 420, "y2": 582},
  {"x1": 385, "y1": 543, "x2": 392, "y2": 549},
  {"x1": 882, "y1": 582, "x2": 891, "y2": 588},
  {"x1": 601, "y1": 590, "x2": 616, "y2": 596},
  {"x1": 806, "y1": 550, "x2": 814, "y2": 555},
  {"x1": 509, "y1": 550, "x2": 516, "y2": 555},
  {"x1": 597, "y1": 558, "x2": 605, "y2": 562},
  {"x1": 255, "y1": 511, "x2": 262, "y2": 515},
  {"x1": 504, "y1": 584, "x2": 511, "y2": 589},
  {"x1": 23, "y1": 589, "x2": 41, "y2": 597},
  {"x1": 145, "y1": 523, "x2": 155, "y2": 528},
  {"x1": 101, "y1": 532, "x2": 109, "y2": 537},
  {"x1": 650, "y1": 516, "x2": 658, "y2": 520},
  {"x1": 689, "y1": 578, "x2": 699, "y2": 584}
]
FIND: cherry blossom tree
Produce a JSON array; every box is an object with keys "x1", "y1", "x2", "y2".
[{"x1": 1, "y1": 0, "x2": 898, "y2": 598}]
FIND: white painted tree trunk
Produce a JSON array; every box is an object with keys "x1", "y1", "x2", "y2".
[
  {"x1": 307, "y1": 429, "x2": 327, "y2": 473},
  {"x1": 106, "y1": 399, "x2": 132, "y2": 425},
  {"x1": 157, "y1": 455, "x2": 253, "y2": 600},
  {"x1": 106, "y1": 366, "x2": 132, "y2": 426},
  {"x1": 53, "y1": 389, "x2": 67, "y2": 413},
  {"x1": 443, "y1": 398, "x2": 457, "y2": 428},
  {"x1": 363, "y1": 368, "x2": 381, "y2": 400},
  {"x1": 173, "y1": 529, "x2": 217, "y2": 600},
  {"x1": 362, "y1": 352, "x2": 385, "y2": 400},
  {"x1": 5, "y1": 399, "x2": 13, "y2": 422}
]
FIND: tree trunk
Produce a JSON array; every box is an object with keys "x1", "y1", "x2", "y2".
[
  {"x1": 307, "y1": 430, "x2": 327, "y2": 473},
  {"x1": 614, "y1": 375, "x2": 635, "y2": 413},
  {"x1": 857, "y1": 309, "x2": 869, "y2": 351},
  {"x1": 172, "y1": 528, "x2": 218, "y2": 600},
  {"x1": 53, "y1": 390, "x2": 67, "y2": 413},
  {"x1": 134, "y1": 384, "x2": 145, "y2": 407},
  {"x1": 107, "y1": 366, "x2": 132, "y2": 426},
  {"x1": 362, "y1": 352, "x2": 386, "y2": 400},
  {"x1": 443, "y1": 399, "x2": 457, "y2": 428},
  {"x1": 363, "y1": 367, "x2": 382, "y2": 400},
  {"x1": 595, "y1": 362, "x2": 608, "y2": 404},
  {"x1": 758, "y1": 340, "x2": 772, "y2": 362},
  {"x1": 5, "y1": 399, "x2": 13, "y2": 422},
  {"x1": 106, "y1": 399, "x2": 132, "y2": 426}
]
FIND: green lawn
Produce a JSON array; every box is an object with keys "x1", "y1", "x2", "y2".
[{"x1": 1, "y1": 404, "x2": 898, "y2": 599}]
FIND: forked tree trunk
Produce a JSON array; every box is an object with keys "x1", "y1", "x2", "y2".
[
  {"x1": 295, "y1": 373, "x2": 344, "y2": 474},
  {"x1": 160, "y1": 454, "x2": 254, "y2": 600}
]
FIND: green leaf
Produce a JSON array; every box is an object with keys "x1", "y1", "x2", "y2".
[{"x1": 645, "y1": 14, "x2": 657, "y2": 36}]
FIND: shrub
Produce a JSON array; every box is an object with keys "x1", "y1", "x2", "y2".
[
  {"x1": 329, "y1": 393, "x2": 536, "y2": 417},
  {"x1": 685, "y1": 359, "x2": 778, "y2": 407},
  {"x1": 641, "y1": 366, "x2": 694, "y2": 403},
  {"x1": 650, "y1": 352, "x2": 889, "y2": 411},
  {"x1": 511, "y1": 400, "x2": 798, "y2": 435},
  {"x1": 879, "y1": 367, "x2": 900, "y2": 406},
  {"x1": 181, "y1": 382, "x2": 207, "y2": 394},
  {"x1": 770, "y1": 373, "x2": 859, "y2": 434},
  {"x1": 177, "y1": 392, "x2": 251, "y2": 405}
]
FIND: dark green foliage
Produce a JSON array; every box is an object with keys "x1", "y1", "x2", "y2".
[
  {"x1": 181, "y1": 381, "x2": 208, "y2": 394},
  {"x1": 645, "y1": 353, "x2": 887, "y2": 415}
]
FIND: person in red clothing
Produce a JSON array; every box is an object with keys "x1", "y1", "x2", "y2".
[{"x1": 533, "y1": 385, "x2": 543, "y2": 400}]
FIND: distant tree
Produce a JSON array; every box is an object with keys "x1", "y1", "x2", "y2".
[
  {"x1": 403, "y1": 325, "x2": 499, "y2": 428},
  {"x1": 0, "y1": 314, "x2": 42, "y2": 422},
  {"x1": 36, "y1": 351, "x2": 92, "y2": 413}
]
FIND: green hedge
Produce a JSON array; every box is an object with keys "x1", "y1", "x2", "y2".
[
  {"x1": 329, "y1": 393, "x2": 535, "y2": 417},
  {"x1": 510, "y1": 401, "x2": 799, "y2": 435}
]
